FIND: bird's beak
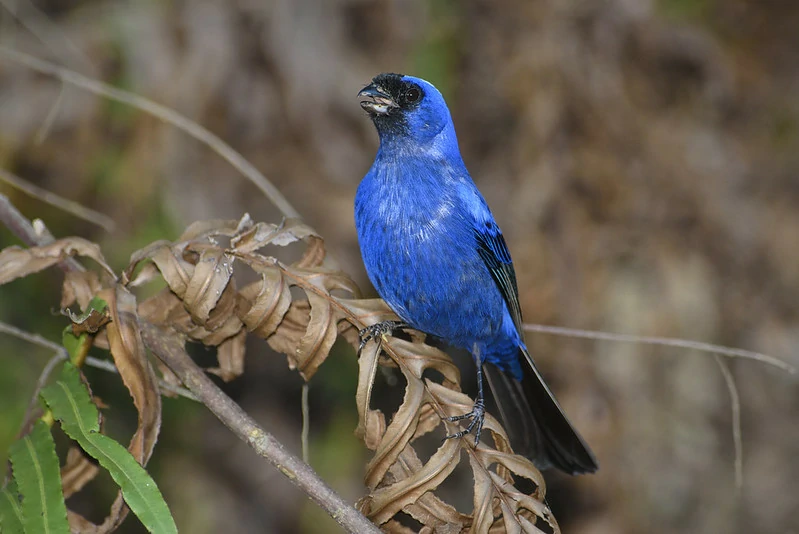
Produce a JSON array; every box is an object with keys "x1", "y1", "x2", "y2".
[{"x1": 358, "y1": 83, "x2": 397, "y2": 115}]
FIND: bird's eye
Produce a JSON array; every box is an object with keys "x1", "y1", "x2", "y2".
[{"x1": 405, "y1": 86, "x2": 421, "y2": 103}]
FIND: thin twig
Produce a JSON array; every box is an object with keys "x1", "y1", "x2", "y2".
[
  {"x1": 523, "y1": 323, "x2": 796, "y2": 374},
  {"x1": 139, "y1": 320, "x2": 380, "y2": 534},
  {"x1": 19, "y1": 350, "x2": 66, "y2": 436},
  {"x1": 714, "y1": 355, "x2": 743, "y2": 492},
  {"x1": 0, "y1": 319, "x2": 66, "y2": 354},
  {"x1": 34, "y1": 80, "x2": 64, "y2": 144},
  {"x1": 0, "y1": 193, "x2": 85, "y2": 272},
  {"x1": 302, "y1": 383, "x2": 310, "y2": 464},
  {"x1": 0, "y1": 319, "x2": 199, "y2": 402},
  {"x1": 0, "y1": 192, "x2": 49, "y2": 246},
  {"x1": 0, "y1": 46, "x2": 301, "y2": 220},
  {"x1": 0, "y1": 168, "x2": 116, "y2": 232},
  {"x1": 0, "y1": 0, "x2": 96, "y2": 76}
]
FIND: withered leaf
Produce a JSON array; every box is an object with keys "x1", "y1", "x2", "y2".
[
  {"x1": 208, "y1": 329, "x2": 247, "y2": 381},
  {"x1": 364, "y1": 373, "x2": 425, "y2": 490},
  {"x1": 61, "y1": 270, "x2": 103, "y2": 310},
  {"x1": 0, "y1": 237, "x2": 114, "y2": 286},
  {"x1": 295, "y1": 235, "x2": 326, "y2": 269},
  {"x1": 238, "y1": 266, "x2": 291, "y2": 339},
  {"x1": 70, "y1": 309, "x2": 111, "y2": 336},
  {"x1": 266, "y1": 300, "x2": 311, "y2": 361},
  {"x1": 294, "y1": 290, "x2": 339, "y2": 380},
  {"x1": 338, "y1": 297, "x2": 397, "y2": 330},
  {"x1": 380, "y1": 520, "x2": 419, "y2": 534},
  {"x1": 137, "y1": 288, "x2": 186, "y2": 326},
  {"x1": 402, "y1": 492, "x2": 466, "y2": 534},
  {"x1": 355, "y1": 340, "x2": 384, "y2": 450},
  {"x1": 230, "y1": 218, "x2": 316, "y2": 251},
  {"x1": 61, "y1": 446, "x2": 99, "y2": 499},
  {"x1": 182, "y1": 247, "x2": 234, "y2": 324},
  {"x1": 64, "y1": 297, "x2": 111, "y2": 336},
  {"x1": 179, "y1": 218, "x2": 241, "y2": 241},
  {"x1": 366, "y1": 441, "x2": 462, "y2": 526},
  {"x1": 95, "y1": 285, "x2": 162, "y2": 531}
]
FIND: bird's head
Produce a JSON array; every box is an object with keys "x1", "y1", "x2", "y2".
[{"x1": 358, "y1": 73, "x2": 454, "y2": 148}]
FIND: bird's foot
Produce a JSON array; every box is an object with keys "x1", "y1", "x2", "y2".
[
  {"x1": 444, "y1": 398, "x2": 485, "y2": 447},
  {"x1": 358, "y1": 320, "x2": 410, "y2": 354}
]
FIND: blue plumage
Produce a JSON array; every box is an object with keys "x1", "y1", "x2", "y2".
[{"x1": 355, "y1": 73, "x2": 597, "y2": 475}]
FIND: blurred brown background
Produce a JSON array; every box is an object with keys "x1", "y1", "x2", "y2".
[{"x1": 1, "y1": 0, "x2": 798, "y2": 532}]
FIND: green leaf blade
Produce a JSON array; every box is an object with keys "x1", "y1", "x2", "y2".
[
  {"x1": 61, "y1": 327, "x2": 87, "y2": 363},
  {"x1": 41, "y1": 363, "x2": 99, "y2": 437},
  {"x1": 8, "y1": 421, "x2": 70, "y2": 534},
  {"x1": 80, "y1": 434, "x2": 177, "y2": 534},
  {"x1": 41, "y1": 363, "x2": 177, "y2": 534},
  {"x1": 0, "y1": 480, "x2": 25, "y2": 534}
]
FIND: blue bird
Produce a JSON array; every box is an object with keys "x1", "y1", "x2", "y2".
[{"x1": 355, "y1": 73, "x2": 597, "y2": 475}]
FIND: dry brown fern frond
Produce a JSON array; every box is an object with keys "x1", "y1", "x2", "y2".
[{"x1": 119, "y1": 214, "x2": 558, "y2": 533}]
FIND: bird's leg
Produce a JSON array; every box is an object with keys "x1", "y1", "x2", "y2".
[
  {"x1": 444, "y1": 362, "x2": 486, "y2": 446},
  {"x1": 358, "y1": 320, "x2": 410, "y2": 355}
]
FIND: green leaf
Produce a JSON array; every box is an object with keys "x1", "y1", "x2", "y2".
[
  {"x1": 40, "y1": 363, "x2": 177, "y2": 534},
  {"x1": 0, "y1": 480, "x2": 25, "y2": 534},
  {"x1": 8, "y1": 421, "x2": 70, "y2": 534},
  {"x1": 86, "y1": 296, "x2": 109, "y2": 313},
  {"x1": 61, "y1": 327, "x2": 86, "y2": 362}
]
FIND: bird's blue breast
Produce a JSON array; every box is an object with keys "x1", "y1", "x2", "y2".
[{"x1": 355, "y1": 151, "x2": 523, "y2": 376}]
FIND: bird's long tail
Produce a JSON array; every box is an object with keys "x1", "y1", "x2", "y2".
[{"x1": 483, "y1": 347, "x2": 598, "y2": 475}]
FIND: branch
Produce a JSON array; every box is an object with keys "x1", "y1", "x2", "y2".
[
  {"x1": 523, "y1": 323, "x2": 796, "y2": 374},
  {"x1": 714, "y1": 355, "x2": 743, "y2": 492},
  {"x1": 0, "y1": 167, "x2": 116, "y2": 231},
  {"x1": 0, "y1": 46, "x2": 301, "y2": 220},
  {"x1": 139, "y1": 320, "x2": 381, "y2": 534},
  {"x1": 0, "y1": 193, "x2": 84, "y2": 272},
  {"x1": 0, "y1": 319, "x2": 67, "y2": 354},
  {"x1": 0, "y1": 192, "x2": 48, "y2": 247}
]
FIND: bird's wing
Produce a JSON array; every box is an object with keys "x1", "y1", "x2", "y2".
[
  {"x1": 459, "y1": 184, "x2": 599, "y2": 474},
  {"x1": 454, "y1": 181, "x2": 524, "y2": 333},
  {"x1": 474, "y1": 218, "x2": 524, "y2": 334}
]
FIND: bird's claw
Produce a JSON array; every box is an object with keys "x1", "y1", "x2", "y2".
[
  {"x1": 357, "y1": 320, "x2": 410, "y2": 355},
  {"x1": 444, "y1": 399, "x2": 486, "y2": 447}
]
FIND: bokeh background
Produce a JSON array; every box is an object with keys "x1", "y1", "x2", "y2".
[{"x1": 1, "y1": 0, "x2": 798, "y2": 532}]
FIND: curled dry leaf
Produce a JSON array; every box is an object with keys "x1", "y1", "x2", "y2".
[
  {"x1": 126, "y1": 216, "x2": 340, "y2": 381},
  {"x1": 342, "y1": 293, "x2": 557, "y2": 531},
  {"x1": 355, "y1": 340, "x2": 387, "y2": 450},
  {"x1": 0, "y1": 237, "x2": 114, "y2": 285},
  {"x1": 61, "y1": 446, "x2": 99, "y2": 499},
  {"x1": 382, "y1": 520, "x2": 421, "y2": 534},
  {"x1": 281, "y1": 267, "x2": 360, "y2": 379},
  {"x1": 65, "y1": 307, "x2": 111, "y2": 336},
  {"x1": 132, "y1": 239, "x2": 244, "y2": 346},
  {"x1": 238, "y1": 265, "x2": 292, "y2": 339},
  {"x1": 77, "y1": 285, "x2": 163, "y2": 533},
  {"x1": 363, "y1": 439, "x2": 463, "y2": 525},
  {"x1": 208, "y1": 329, "x2": 247, "y2": 382},
  {"x1": 101, "y1": 286, "x2": 162, "y2": 462},
  {"x1": 61, "y1": 270, "x2": 103, "y2": 310},
  {"x1": 360, "y1": 338, "x2": 461, "y2": 489}
]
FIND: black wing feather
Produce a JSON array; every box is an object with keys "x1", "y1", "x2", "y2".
[
  {"x1": 473, "y1": 221, "x2": 598, "y2": 474},
  {"x1": 474, "y1": 222, "x2": 523, "y2": 333}
]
